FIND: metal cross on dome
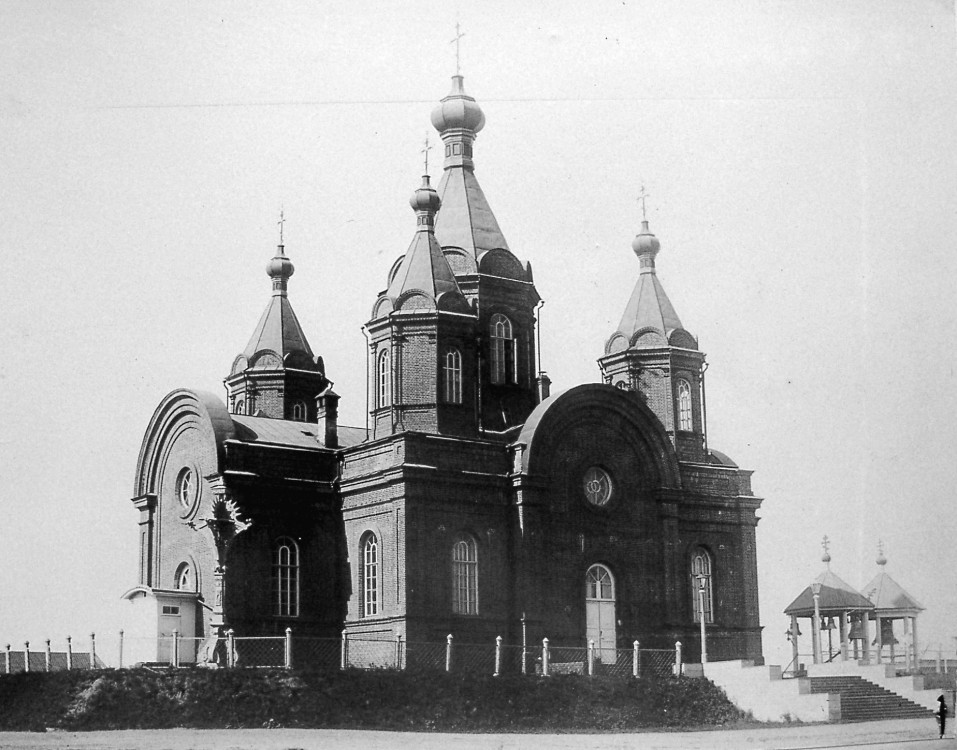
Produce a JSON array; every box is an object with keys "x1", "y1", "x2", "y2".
[
  {"x1": 637, "y1": 185, "x2": 650, "y2": 221},
  {"x1": 278, "y1": 208, "x2": 286, "y2": 245},
  {"x1": 821, "y1": 535, "x2": 830, "y2": 556},
  {"x1": 451, "y1": 22, "x2": 465, "y2": 76},
  {"x1": 421, "y1": 133, "x2": 433, "y2": 176}
]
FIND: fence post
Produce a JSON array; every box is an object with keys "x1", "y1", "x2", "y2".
[
  {"x1": 285, "y1": 627, "x2": 293, "y2": 670},
  {"x1": 23, "y1": 642, "x2": 30, "y2": 673},
  {"x1": 45, "y1": 639, "x2": 51, "y2": 672},
  {"x1": 542, "y1": 638, "x2": 550, "y2": 677},
  {"x1": 118, "y1": 630, "x2": 124, "y2": 670},
  {"x1": 90, "y1": 633, "x2": 96, "y2": 670},
  {"x1": 395, "y1": 634, "x2": 403, "y2": 670},
  {"x1": 340, "y1": 629, "x2": 348, "y2": 670},
  {"x1": 445, "y1": 634, "x2": 453, "y2": 673},
  {"x1": 494, "y1": 635, "x2": 502, "y2": 677},
  {"x1": 675, "y1": 640, "x2": 683, "y2": 677},
  {"x1": 172, "y1": 630, "x2": 180, "y2": 668},
  {"x1": 4, "y1": 644, "x2": 9, "y2": 675},
  {"x1": 66, "y1": 636, "x2": 73, "y2": 671},
  {"x1": 226, "y1": 630, "x2": 235, "y2": 669},
  {"x1": 633, "y1": 640, "x2": 640, "y2": 678}
]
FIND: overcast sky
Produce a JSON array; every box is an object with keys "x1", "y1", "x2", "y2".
[{"x1": 1, "y1": 1, "x2": 955, "y2": 668}]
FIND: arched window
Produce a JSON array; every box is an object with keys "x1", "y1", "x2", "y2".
[
  {"x1": 677, "y1": 379, "x2": 693, "y2": 431},
  {"x1": 273, "y1": 537, "x2": 299, "y2": 617},
  {"x1": 377, "y1": 349, "x2": 391, "y2": 408},
  {"x1": 361, "y1": 533, "x2": 379, "y2": 617},
  {"x1": 444, "y1": 348, "x2": 463, "y2": 404},
  {"x1": 586, "y1": 564, "x2": 615, "y2": 601},
  {"x1": 691, "y1": 548, "x2": 714, "y2": 624},
  {"x1": 174, "y1": 562, "x2": 192, "y2": 591},
  {"x1": 234, "y1": 398, "x2": 245, "y2": 415},
  {"x1": 489, "y1": 314, "x2": 517, "y2": 385},
  {"x1": 452, "y1": 537, "x2": 478, "y2": 615},
  {"x1": 292, "y1": 400, "x2": 307, "y2": 422}
]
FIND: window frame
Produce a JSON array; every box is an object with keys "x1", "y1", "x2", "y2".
[
  {"x1": 361, "y1": 533, "x2": 379, "y2": 617},
  {"x1": 292, "y1": 399, "x2": 307, "y2": 422},
  {"x1": 586, "y1": 564, "x2": 615, "y2": 601},
  {"x1": 273, "y1": 536, "x2": 300, "y2": 618},
  {"x1": 377, "y1": 349, "x2": 392, "y2": 408},
  {"x1": 677, "y1": 378, "x2": 693, "y2": 431},
  {"x1": 444, "y1": 347, "x2": 463, "y2": 404},
  {"x1": 691, "y1": 547, "x2": 714, "y2": 624},
  {"x1": 174, "y1": 561, "x2": 192, "y2": 591},
  {"x1": 451, "y1": 536, "x2": 479, "y2": 615},
  {"x1": 489, "y1": 313, "x2": 517, "y2": 385}
]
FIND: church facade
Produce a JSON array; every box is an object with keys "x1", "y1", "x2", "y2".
[{"x1": 125, "y1": 73, "x2": 764, "y2": 665}]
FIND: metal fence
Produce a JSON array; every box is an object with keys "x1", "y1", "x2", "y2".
[{"x1": 2, "y1": 630, "x2": 685, "y2": 680}]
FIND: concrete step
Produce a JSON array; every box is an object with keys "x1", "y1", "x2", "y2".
[{"x1": 808, "y1": 675, "x2": 933, "y2": 721}]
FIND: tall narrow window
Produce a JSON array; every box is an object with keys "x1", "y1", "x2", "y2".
[
  {"x1": 452, "y1": 537, "x2": 478, "y2": 615},
  {"x1": 677, "y1": 379, "x2": 693, "y2": 431},
  {"x1": 292, "y1": 400, "x2": 307, "y2": 422},
  {"x1": 273, "y1": 537, "x2": 299, "y2": 617},
  {"x1": 234, "y1": 398, "x2": 245, "y2": 415},
  {"x1": 691, "y1": 548, "x2": 713, "y2": 624},
  {"x1": 362, "y1": 533, "x2": 379, "y2": 617},
  {"x1": 490, "y1": 314, "x2": 516, "y2": 385},
  {"x1": 444, "y1": 348, "x2": 463, "y2": 404},
  {"x1": 377, "y1": 349, "x2": 391, "y2": 408}
]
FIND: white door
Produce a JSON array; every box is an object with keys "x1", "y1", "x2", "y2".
[
  {"x1": 585, "y1": 565, "x2": 617, "y2": 664},
  {"x1": 157, "y1": 605, "x2": 181, "y2": 663}
]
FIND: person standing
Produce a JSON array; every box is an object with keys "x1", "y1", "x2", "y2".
[{"x1": 936, "y1": 694, "x2": 948, "y2": 739}]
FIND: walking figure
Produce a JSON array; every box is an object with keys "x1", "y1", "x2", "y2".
[{"x1": 936, "y1": 694, "x2": 948, "y2": 739}]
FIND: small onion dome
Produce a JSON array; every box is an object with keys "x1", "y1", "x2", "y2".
[
  {"x1": 431, "y1": 75, "x2": 485, "y2": 134},
  {"x1": 876, "y1": 549, "x2": 887, "y2": 567},
  {"x1": 631, "y1": 220, "x2": 661, "y2": 259},
  {"x1": 266, "y1": 246, "x2": 295, "y2": 280},
  {"x1": 410, "y1": 174, "x2": 441, "y2": 213},
  {"x1": 822, "y1": 549, "x2": 832, "y2": 565}
]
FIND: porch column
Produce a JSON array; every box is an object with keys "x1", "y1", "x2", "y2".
[
  {"x1": 790, "y1": 614, "x2": 799, "y2": 671},
  {"x1": 911, "y1": 616, "x2": 920, "y2": 670},
  {"x1": 839, "y1": 611, "x2": 848, "y2": 661},
  {"x1": 861, "y1": 614, "x2": 871, "y2": 664},
  {"x1": 875, "y1": 615, "x2": 883, "y2": 664}
]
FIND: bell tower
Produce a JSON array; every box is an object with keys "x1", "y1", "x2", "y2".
[
  {"x1": 225, "y1": 229, "x2": 328, "y2": 421},
  {"x1": 430, "y1": 74, "x2": 543, "y2": 432},
  {"x1": 366, "y1": 173, "x2": 477, "y2": 438},
  {"x1": 599, "y1": 217, "x2": 707, "y2": 461}
]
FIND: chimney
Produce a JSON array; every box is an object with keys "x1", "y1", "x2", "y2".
[
  {"x1": 536, "y1": 372, "x2": 551, "y2": 403},
  {"x1": 316, "y1": 389, "x2": 339, "y2": 448}
]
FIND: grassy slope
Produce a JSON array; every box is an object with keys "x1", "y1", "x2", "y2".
[{"x1": 0, "y1": 668, "x2": 749, "y2": 732}]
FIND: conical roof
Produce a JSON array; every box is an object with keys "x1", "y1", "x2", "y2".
[
  {"x1": 381, "y1": 175, "x2": 467, "y2": 311},
  {"x1": 431, "y1": 75, "x2": 512, "y2": 263},
  {"x1": 615, "y1": 220, "x2": 687, "y2": 345},
  {"x1": 233, "y1": 243, "x2": 319, "y2": 373},
  {"x1": 862, "y1": 553, "x2": 924, "y2": 614},
  {"x1": 784, "y1": 568, "x2": 875, "y2": 617}
]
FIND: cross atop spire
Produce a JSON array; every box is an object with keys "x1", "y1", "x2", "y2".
[
  {"x1": 277, "y1": 207, "x2": 286, "y2": 246},
  {"x1": 637, "y1": 185, "x2": 650, "y2": 221},
  {"x1": 821, "y1": 535, "x2": 831, "y2": 567},
  {"x1": 451, "y1": 22, "x2": 465, "y2": 76},
  {"x1": 421, "y1": 132, "x2": 433, "y2": 177}
]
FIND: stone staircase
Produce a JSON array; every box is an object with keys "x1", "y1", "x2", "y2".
[{"x1": 808, "y1": 675, "x2": 933, "y2": 721}]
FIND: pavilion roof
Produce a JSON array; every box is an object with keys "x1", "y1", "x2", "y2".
[{"x1": 784, "y1": 568, "x2": 875, "y2": 617}]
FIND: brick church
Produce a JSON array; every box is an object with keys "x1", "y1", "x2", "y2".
[{"x1": 124, "y1": 73, "x2": 764, "y2": 665}]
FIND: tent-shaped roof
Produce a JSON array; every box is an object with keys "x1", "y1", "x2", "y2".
[
  {"x1": 784, "y1": 568, "x2": 875, "y2": 617},
  {"x1": 862, "y1": 570, "x2": 924, "y2": 615}
]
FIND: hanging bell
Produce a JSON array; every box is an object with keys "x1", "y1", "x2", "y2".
[{"x1": 848, "y1": 617, "x2": 864, "y2": 640}]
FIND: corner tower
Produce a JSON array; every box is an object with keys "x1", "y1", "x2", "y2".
[
  {"x1": 367, "y1": 175, "x2": 477, "y2": 438},
  {"x1": 431, "y1": 75, "x2": 543, "y2": 432},
  {"x1": 225, "y1": 239, "x2": 329, "y2": 421},
  {"x1": 599, "y1": 219, "x2": 707, "y2": 461}
]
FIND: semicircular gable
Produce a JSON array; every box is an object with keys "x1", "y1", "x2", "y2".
[
  {"x1": 436, "y1": 290, "x2": 472, "y2": 313},
  {"x1": 631, "y1": 327, "x2": 666, "y2": 348},
  {"x1": 668, "y1": 328, "x2": 698, "y2": 350},
  {"x1": 395, "y1": 290, "x2": 435, "y2": 310},
  {"x1": 387, "y1": 255, "x2": 406, "y2": 286},
  {"x1": 230, "y1": 354, "x2": 248, "y2": 376},
  {"x1": 372, "y1": 296, "x2": 394, "y2": 319},
  {"x1": 516, "y1": 383, "x2": 680, "y2": 490},
  {"x1": 443, "y1": 247, "x2": 477, "y2": 275},
  {"x1": 134, "y1": 389, "x2": 235, "y2": 498},
  {"x1": 249, "y1": 350, "x2": 282, "y2": 369},
  {"x1": 605, "y1": 332, "x2": 628, "y2": 355},
  {"x1": 477, "y1": 248, "x2": 526, "y2": 280}
]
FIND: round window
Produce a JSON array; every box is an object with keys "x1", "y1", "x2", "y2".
[
  {"x1": 176, "y1": 467, "x2": 195, "y2": 509},
  {"x1": 583, "y1": 466, "x2": 613, "y2": 507}
]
